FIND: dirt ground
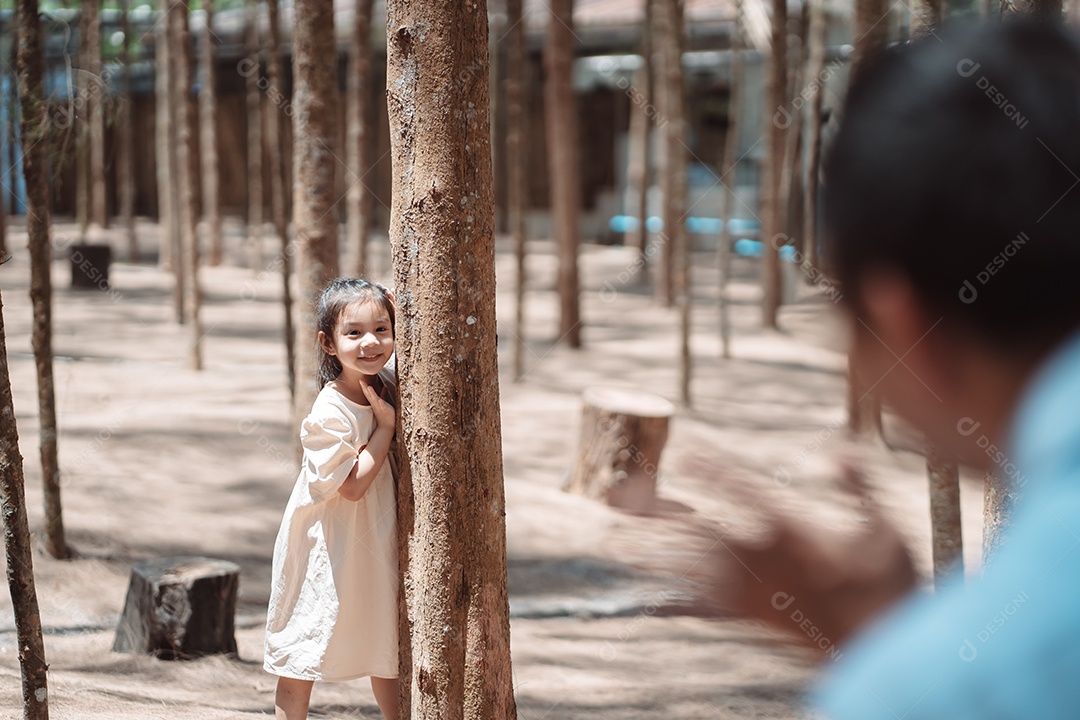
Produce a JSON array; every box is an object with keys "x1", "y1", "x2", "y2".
[{"x1": 0, "y1": 218, "x2": 987, "y2": 719}]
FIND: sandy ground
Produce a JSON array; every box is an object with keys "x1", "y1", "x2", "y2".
[{"x1": 0, "y1": 217, "x2": 987, "y2": 719}]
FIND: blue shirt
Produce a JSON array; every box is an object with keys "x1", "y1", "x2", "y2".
[{"x1": 815, "y1": 331, "x2": 1080, "y2": 719}]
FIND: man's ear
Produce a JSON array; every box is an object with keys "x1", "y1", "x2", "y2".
[
  {"x1": 317, "y1": 330, "x2": 336, "y2": 356},
  {"x1": 857, "y1": 270, "x2": 951, "y2": 401}
]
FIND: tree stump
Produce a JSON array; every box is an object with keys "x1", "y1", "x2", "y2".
[
  {"x1": 568, "y1": 387, "x2": 674, "y2": 513},
  {"x1": 112, "y1": 556, "x2": 239, "y2": 660}
]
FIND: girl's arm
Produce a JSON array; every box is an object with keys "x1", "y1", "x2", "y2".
[{"x1": 337, "y1": 424, "x2": 394, "y2": 501}]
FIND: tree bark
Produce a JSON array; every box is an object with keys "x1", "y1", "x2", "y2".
[
  {"x1": 626, "y1": 0, "x2": 653, "y2": 273},
  {"x1": 346, "y1": 0, "x2": 374, "y2": 277},
  {"x1": 245, "y1": 0, "x2": 263, "y2": 271},
  {"x1": 852, "y1": 0, "x2": 890, "y2": 86},
  {"x1": 199, "y1": 0, "x2": 222, "y2": 266},
  {"x1": 0, "y1": 290, "x2": 50, "y2": 720},
  {"x1": 119, "y1": 0, "x2": 138, "y2": 261},
  {"x1": 927, "y1": 442, "x2": 963, "y2": 587},
  {"x1": 718, "y1": 0, "x2": 744, "y2": 360},
  {"x1": 265, "y1": 0, "x2": 295, "y2": 399},
  {"x1": 75, "y1": 5, "x2": 91, "y2": 238},
  {"x1": 155, "y1": 0, "x2": 176, "y2": 275},
  {"x1": 801, "y1": 0, "x2": 825, "y2": 273},
  {"x1": 911, "y1": 0, "x2": 946, "y2": 37},
  {"x1": 543, "y1": 0, "x2": 583, "y2": 347},
  {"x1": 87, "y1": 0, "x2": 107, "y2": 230},
  {"x1": 760, "y1": 0, "x2": 786, "y2": 328},
  {"x1": 569, "y1": 387, "x2": 673, "y2": 513},
  {"x1": 1001, "y1": 0, "x2": 1060, "y2": 15},
  {"x1": 846, "y1": 349, "x2": 882, "y2": 438},
  {"x1": 113, "y1": 557, "x2": 239, "y2": 659},
  {"x1": 174, "y1": 3, "x2": 202, "y2": 368},
  {"x1": 983, "y1": 470, "x2": 1016, "y2": 566},
  {"x1": 386, "y1": 0, "x2": 518, "y2": 716},
  {"x1": 20, "y1": 0, "x2": 69, "y2": 561},
  {"x1": 508, "y1": 0, "x2": 528, "y2": 381},
  {"x1": 654, "y1": 0, "x2": 691, "y2": 401},
  {"x1": 291, "y1": 0, "x2": 340, "y2": 428}
]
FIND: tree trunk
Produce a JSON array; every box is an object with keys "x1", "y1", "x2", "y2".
[
  {"x1": 20, "y1": 0, "x2": 69, "y2": 562},
  {"x1": 543, "y1": 0, "x2": 583, "y2": 348},
  {"x1": 801, "y1": 0, "x2": 825, "y2": 273},
  {"x1": 983, "y1": 470, "x2": 1016, "y2": 566},
  {"x1": 846, "y1": 349, "x2": 882, "y2": 438},
  {"x1": 853, "y1": 0, "x2": 890, "y2": 86},
  {"x1": 174, "y1": 3, "x2": 202, "y2": 368},
  {"x1": 0, "y1": 291, "x2": 50, "y2": 720},
  {"x1": 265, "y1": 0, "x2": 295, "y2": 399},
  {"x1": 926, "y1": 442, "x2": 963, "y2": 587},
  {"x1": 654, "y1": 0, "x2": 691, "y2": 401},
  {"x1": 911, "y1": 0, "x2": 946, "y2": 37},
  {"x1": 845, "y1": 0, "x2": 888, "y2": 439},
  {"x1": 386, "y1": 0, "x2": 518, "y2": 716},
  {"x1": 718, "y1": 0, "x2": 744, "y2": 360},
  {"x1": 760, "y1": 0, "x2": 786, "y2": 328},
  {"x1": 346, "y1": 0, "x2": 374, "y2": 277},
  {"x1": 245, "y1": 0, "x2": 263, "y2": 271},
  {"x1": 75, "y1": 5, "x2": 91, "y2": 238},
  {"x1": 778, "y1": 3, "x2": 806, "y2": 259},
  {"x1": 626, "y1": 0, "x2": 653, "y2": 274},
  {"x1": 508, "y1": 0, "x2": 528, "y2": 381},
  {"x1": 119, "y1": 0, "x2": 138, "y2": 261},
  {"x1": 291, "y1": 0, "x2": 340, "y2": 428},
  {"x1": 200, "y1": 0, "x2": 222, "y2": 266},
  {"x1": 155, "y1": 0, "x2": 175, "y2": 274},
  {"x1": 87, "y1": 0, "x2": 107, "y2": 230},
  {"x1": 1001, "y1": 0, "x2": 1060, "y2": 14}
]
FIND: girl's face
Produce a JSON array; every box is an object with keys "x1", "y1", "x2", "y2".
[{"x1": 320, "y1": 298, "x2": 394, "y2": 379}]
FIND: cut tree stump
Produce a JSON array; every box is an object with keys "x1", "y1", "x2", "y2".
[
  {"x1": 568, "y1": 387, "x2": 674, "y2": 513},
  {"x1": 112, "y1": 556, "x2": 239, "y2": 659}
]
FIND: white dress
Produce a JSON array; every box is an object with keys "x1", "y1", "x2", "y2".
[{"x1": 264, "y1": 385, "x2": 399, "y2": 681}]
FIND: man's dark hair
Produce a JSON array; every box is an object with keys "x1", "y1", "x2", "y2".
[{"x1": 825, "y1": 19, "x2": 1080, "y2": 355}]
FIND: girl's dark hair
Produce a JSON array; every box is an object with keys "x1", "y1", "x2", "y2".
[{"x1": 316, "y1": 278, "x2": 395, "y2": 389}]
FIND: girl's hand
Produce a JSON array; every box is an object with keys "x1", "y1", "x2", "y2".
[{"x1": 360, "y1": 377, "x2": 396, "y2": 430}]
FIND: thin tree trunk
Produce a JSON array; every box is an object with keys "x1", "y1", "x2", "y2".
[
  {"x1": 778, "y1": 3, "x2": 806, "y2": 257},
  {"x1": 0, "y1": 288, "x2": 50, "y2": 720},
  {"x1": 846, "y1": 0, "x2": 887, "y2": 438},
  {"x1": 291, "y1": 0, "x2": 340, "y2": 427},
  {"x1": 245, "y1": 0, "x2": 263, "y2": 271},
  {"x1": 801, "y1": 0, "x2": 825, "y2": 273},
  {"x1": 544, "y1": 0, "x2": 583, "y2": 347},
  {"x1": 387, "y1": 1, "x2": 518, "y2": 716},
  {"x1": 927, "y1": 442, "x2": 963, "y2": 586},
  {"x1": 119, "y1": 0, "x2": 138, "y2": 261},
  {"x1": 718, "y1": 0, "x2": 744, "y2": 360},
  {"x1": 199, "y1": 0, "x2": 222, "y2": 266},
  {"x1": 760, "y1": 0, "x2": 786, "y2": 328},
  {"x1": 76, "y1": 5, "x2": 90, "y2": 238},
  {"x1": 346, "y1": 0, "x2": 373, "y2": 277},
  {"x1": 155, "y1": 0, "x2": 175, "y2": 273},
  {"x1": 174, "y1": 3, "x2": 202, "y2": 368},
  {"x1": 87, "y1": 0, "x2": 107, "y2": 230},
  {"x1": 983, "y1": 470, "x2": 1016, "y2": 565},
  {"x1": 1001, "y1": 0, "x2": 1060, "y2": 14},
  {"x1": 654, "y1": 0, "x2": 691, "y2": 401},
  {"x1": 19, "y1": 0, "x2": 69, "y2": 561},
  {"x1": 846, "y1": 348, "x2": 882, "y2": 438},
  {"x1": 508, "y1": 0, "x2": 528, "y2": 381},
  {"x1": 626, "y1": 0, "x2": 653, "y2": 274},
  {"x1": 265, "y1": 0, "x2": 295, "y2": 399}
]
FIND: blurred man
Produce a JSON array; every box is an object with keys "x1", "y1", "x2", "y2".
[{"x1": 719, "y1": 19, "x2": 1080, "y2": 720}]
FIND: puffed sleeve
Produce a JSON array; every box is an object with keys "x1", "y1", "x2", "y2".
[{"x1": 300, "y1": 404, "x2": 359, "y2": 502}]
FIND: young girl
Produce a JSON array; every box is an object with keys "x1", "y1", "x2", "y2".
[{"x1": 264, "y1": 278, "x2": 399, "y2": 720}]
